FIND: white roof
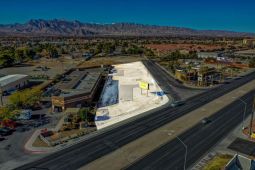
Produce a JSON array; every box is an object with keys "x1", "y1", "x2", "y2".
[{"x1": 0, "y1": 74, "x2": 28, "y2": 87}]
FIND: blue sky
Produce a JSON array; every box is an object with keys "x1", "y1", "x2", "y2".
[{"x1": 0, "y1": 0, "x2": 255, "y2": 32}]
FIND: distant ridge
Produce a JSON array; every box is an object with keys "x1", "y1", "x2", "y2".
[{"x1": 0, "y1": 19, "x2": 254, "y2": 37}]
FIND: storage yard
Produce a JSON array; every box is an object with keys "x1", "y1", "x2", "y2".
[{"x1": 95, "y1": 61, "x2": 169, "y2": 129}]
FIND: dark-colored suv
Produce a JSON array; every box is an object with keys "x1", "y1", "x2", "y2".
[
  {"x1": 171, "y1": 101, "x2": 185, "y2": 108},
  {"x1": 0, "y1": 127, "x2": 13, "y2": 136}
]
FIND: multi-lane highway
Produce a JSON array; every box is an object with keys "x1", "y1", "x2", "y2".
[
  {"x1": 126, "y1": 91, "x2": 255, "y2": 170},
  {"x1": 17, "y1": 61, "x2": 255, "y2": 170}
]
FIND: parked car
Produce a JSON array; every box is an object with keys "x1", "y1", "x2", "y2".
[
  {"x1": 171, "y1": 101, "x2": 185, "y2": 108},
  {"x1": 201, "y1": 117, "x2": 212, "y2": 125},
  {"x1": 16, "y1": 126, "x2": 30, "y2": 132},
  {"x1": 17, "y1": 110, "x2": 32, "y2": 120},
  {"x1": 0, "y1": 136, "x2": 5, "y2": 141},
  {"x1": 0, "y1": 127, "x2": 12, "y2": 136}
]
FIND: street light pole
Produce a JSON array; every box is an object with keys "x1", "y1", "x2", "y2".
[
  {"x1": 176, "y1": 136, "x2": 188, "y2": 170},
  {"x1": 249, "y1": 97, "x2": 255, "y2": 137},
  {"x1": 167, "y1": 130, "x2": 187, "y2": 170},
  {"x1": 232, "y1": 97, "x2": 247, "y2": 131},
  {"x1": 0, "y1": 83, "x2": 3, "y2": 106},
  {"x1": 237, "y1": 98, "x2": 247, "y2": 130}
]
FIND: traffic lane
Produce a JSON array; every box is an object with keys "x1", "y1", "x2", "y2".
[
  {"x1": 142, "y1": 60, "x2": 181, "y2": 100},
  {"x1": 15, "y1": 92, "x2": 213, "y2": 170},
  {"x1": 32, "y1": 90, "x2": 249, "y2": 170},
  {"x1": 126, "y1": 93, "x2": 254, "y2": 170},
  {"x1": 16, "y1": 72, "x2": 255, "y2": 169},
  {"x1": 143, "y1": 60, "x2": 202, "y2": 90}
]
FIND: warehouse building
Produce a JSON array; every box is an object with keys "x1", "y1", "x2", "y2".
[
  {"x1": 0, "y1": 74, "x2": 29, "y2": 94},
  {"x1": 197, "y1": 52, "x2": 222, "y2": 59},
  {"x1": 52, "y1": 68, "x2": 104, "y2": 112}
]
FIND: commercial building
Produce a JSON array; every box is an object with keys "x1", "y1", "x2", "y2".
[
  {"x1": 234, "y1": 49, "x2": 255, "y2": 58},
  {"x1": 243, "y1": 39, "x2": 255, "y2": 48},
  {"x1": 0, "y1": 74, "x2": 29, "y2": 94},
  {"x1": 52, "y1": 68, "x2": 103, "y2": 112},
  {"x1": 175, "y1": 67, "x2": 222, "y2": 86},
  {"x1": 197, "y1": 52, "x2": 222, "y2": 59}
]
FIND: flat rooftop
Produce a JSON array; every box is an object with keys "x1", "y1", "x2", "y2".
[
  {"x1": 0, "y1": 74, "x2": 28, "y2": 87},
  {"x1": 235, "y1": 49, "x2": 255, "y2": 55},
  {"x1": 55, "y1": 68, "x2": 103, "y2": 98}
]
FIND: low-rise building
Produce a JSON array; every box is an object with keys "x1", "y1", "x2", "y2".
[
  {"x1": 175, "y1": 66, "x2": 222, "y2": 86},
  {"x1": 197, "y1": 52, "x2": 222, "y2": 59},
  {"x1": 0, "y1": 74, "x2": 29, "y2": 94},
  {"x1": 51, "y1": 68, "x2": 103, "y2": 112},
  {"x1": 243, "y1": 39, "x2": 255, "y2": 48},
  {"x1": 234, "y1": 49, "x2": 255, "y2": 58}
]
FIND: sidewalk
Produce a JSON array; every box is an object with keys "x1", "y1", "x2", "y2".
[{"x1": 24, "y1": 112, "x2": 67, "y2": 153}]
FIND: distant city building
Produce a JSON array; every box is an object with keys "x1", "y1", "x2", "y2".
[
  {"x1": 197, "y1": 52, "x2": 222, "y2": 59},
  {"x1": 0, "y1": 74, "x2": 29, "y2": 94},
  {"x1": 243, "y1": 39, "x2": 255, "y2": 48},
  {"x1": 234, "y1": 49, "x2": 255, "y2": 58},
  {"x1": 225, "y1": 154, "x2": 255, "y2": 170}
]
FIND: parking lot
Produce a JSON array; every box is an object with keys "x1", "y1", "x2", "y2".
[{"x1": 0, "y1": 103, "x2": 63, "y2": 168}]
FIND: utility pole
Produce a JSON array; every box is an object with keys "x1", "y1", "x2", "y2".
[
  {"x1": 0, "y1": 83, "x2": 3, "y2": 106},
  {"x1": 176, "y1": 136, "x2": 188, "y2": 170},
  {"x1": 249, "y1": 96, "x2": 255, "y2": 137}
]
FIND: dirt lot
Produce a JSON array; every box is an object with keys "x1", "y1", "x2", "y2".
[
  {"x1": 78, "y1": 55, "x2": 144, "y2": 68},
  {"x1": 0, "y1": 57, "x2": 79, "y2": 79}
]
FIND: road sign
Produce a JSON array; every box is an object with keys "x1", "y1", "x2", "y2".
[{"x1": 139, "y1": 81, "x2": 149, "y2": 90}]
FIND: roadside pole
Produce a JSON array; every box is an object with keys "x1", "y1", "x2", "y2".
[
  {"x1": 249, "y1": 97, "x2": 255, "y2": 137},
  {"x1": 237, "y1": 98, "x2": 247, "y2": 130},
  {"x1": 167, "y1": 130, "x2": 187, "y2": 170},
  {"x1": 0, "y1": 92, "x2": 2, "y2": 106},
  {"x1": 176, "y1": 136, "x2": 188, "y2": 170},
  {"x1": 0, "y1": 84, "x2": 3, "y2": 106}
]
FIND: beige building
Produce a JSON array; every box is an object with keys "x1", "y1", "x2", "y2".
[
  {"x1": 52, "y1": 68, "x2": 103, "y2": 112},
  {"x1": 243, "y1": 39, "x2": 255, "y2": 48}
]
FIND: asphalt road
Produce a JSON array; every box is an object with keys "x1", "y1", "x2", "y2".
[
  {"x1": 142, "y1": 60, "x2": 205, "y2": 100},
  {"x1": 16, "y1": 63, "x2": 255, "y2": 170},
  {"x1": 126, "y1": 91, "x2": 255, "y2": 170}
]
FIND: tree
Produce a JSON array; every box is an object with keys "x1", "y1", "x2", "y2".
[
  {"x1": 249, "y1": 58, "x2": 255, "y2": 68},
  {"x1": 24, "y1": 48, "x2": 36, "y2": 60},
  {"x1": 0, "y1": 47, "x2": 15, "y2": 67},
  {"x1": 48, "y1": 47, "x2": 58, "y2": 58},
  {"x1": 0, "y1": 105, "x2": 18, "y2": 121},
  {"x1": 14, "y1": 48, "x2": 24, "y2": 63},
  {"x1": 0, "y1": 53, "x2": 15, "y2": 67},
  {"x1": 9, "y1": 88, "x2": 42, "y2": 109},
  {"x1": 78, "y1": 108, "x2": 89, "y2": 122}
]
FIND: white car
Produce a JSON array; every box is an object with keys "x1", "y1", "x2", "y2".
[{"x1": 17, "y1": 110, "x2": 32, "y2": 120}]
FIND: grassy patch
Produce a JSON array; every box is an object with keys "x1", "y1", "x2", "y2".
[
  {"x1": 203, "y1": 154, "x2": 232, "y2": 170},
  {"x1": 32, "y1": 136, "x2": 49, "y2": 147}
]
